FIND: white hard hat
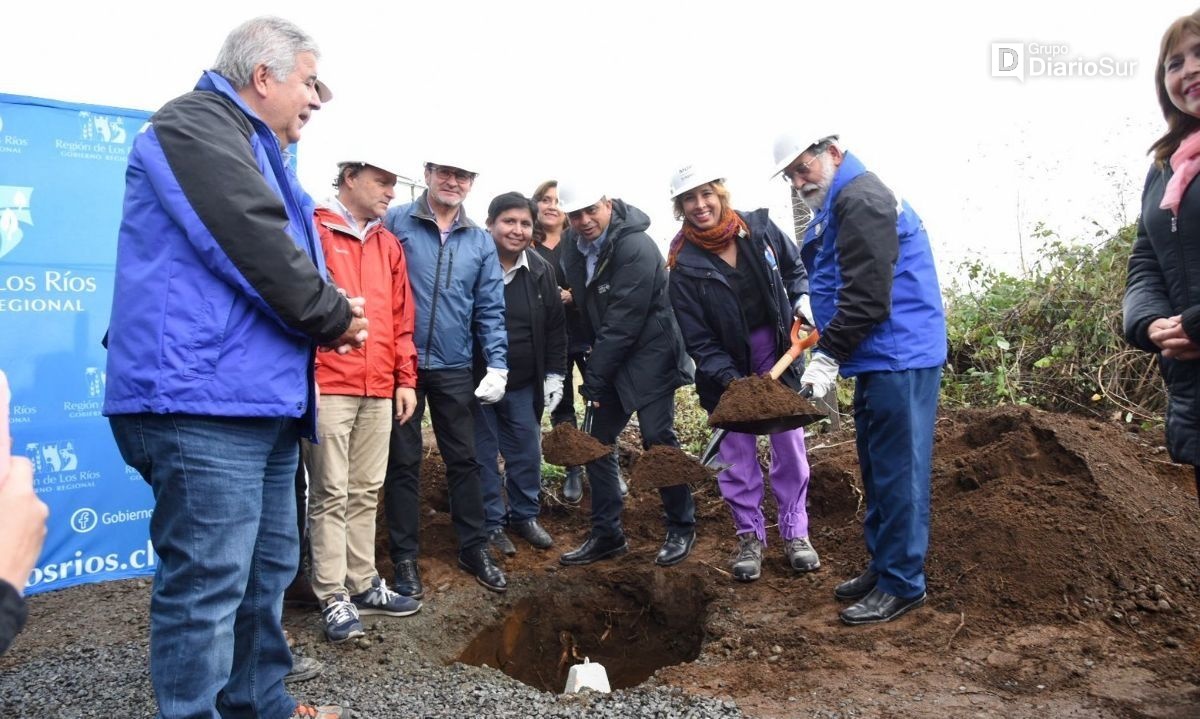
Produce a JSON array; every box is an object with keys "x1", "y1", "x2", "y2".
[
  {"x1": 669, "y1": 164, "x2": 723, "y2": 199},
  {"x1": 770, "y1": 132, "x2": 839, "y2": 178},
  {"x1": 424, "y1": 157, "x2": 479, "y2": 176},
  {"x1": 338, "y1": 155, "x2": 402, "y2": 178},
  {"x1": 557, "y1": 180, "x2": 607, "y2": 213}
]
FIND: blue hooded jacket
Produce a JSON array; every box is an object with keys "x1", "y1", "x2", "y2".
[{"x1": 103, "y1": 71, "x2": 351, "y2": 440}]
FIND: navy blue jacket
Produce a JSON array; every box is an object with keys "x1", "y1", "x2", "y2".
[
  {"x1": 669, "y1": 209, "x2": 809, "y2": 413},
  {"x1": 1124, "y1": 162, "x2": 1200, "y2": 464},
  {"x1": 561, "y1": 200, "x2": 693, "y2": 413}
]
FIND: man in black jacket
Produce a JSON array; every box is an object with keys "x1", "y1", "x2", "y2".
[{"x1": 556, "y1": 182, "x2": 697, "y2": 567}]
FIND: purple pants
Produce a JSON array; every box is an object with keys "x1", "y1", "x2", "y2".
[{"x1": 715, "y1": 325, "x2": 811, "y2": 544}]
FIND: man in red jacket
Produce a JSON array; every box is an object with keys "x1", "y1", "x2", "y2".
[{"x1": 303, "y1": 155, "x2": 421, "y2": 642}]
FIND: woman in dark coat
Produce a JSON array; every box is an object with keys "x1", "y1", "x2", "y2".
[
  {"x1": 666, "y1": 165, "x2": 818, "y2": 581},
  {"x1": 1124, "y1": 8, "x2": 1200, "y2": 506}
]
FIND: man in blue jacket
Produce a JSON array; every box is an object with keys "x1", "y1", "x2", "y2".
[
  {"x1": 772, "y1": 131, "x2": 947, "y2": 626},
  {"x1": 103, "y1": 16, "x2": 360, "y2": 719},
  {"x1": 382, "y1": 159, "x2": 509, "y2": 597}
]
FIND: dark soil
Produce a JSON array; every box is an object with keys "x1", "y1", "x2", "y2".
[
  {"x1": 542, "y1": 423, "x2": 611, "y2": 466},
  {"x1": 7, "y1": 404, "x2": 1200, "y2": 718},
  {"x1": 630, "y1": 444, "x2": 716, "y2": 489},
  {"x1": 708, "y1": 375, "x2": 822, "y2": 429}
]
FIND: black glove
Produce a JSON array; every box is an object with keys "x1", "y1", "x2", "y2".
[{"x1": 579, "y1": 383, "x2": 601, "y2": 403}]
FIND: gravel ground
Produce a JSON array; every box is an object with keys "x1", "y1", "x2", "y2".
[{"x1": 0, "y1": 639, "x2": 746, "y2": 718}]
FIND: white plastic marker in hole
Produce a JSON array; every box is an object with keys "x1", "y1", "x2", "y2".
[{"x1": 563, "y1": 657, "x2": 611, "y2": 693}]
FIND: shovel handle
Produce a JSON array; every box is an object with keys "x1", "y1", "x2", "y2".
[{"x1": 767, "y1": 320, "x2": 819, "y2": 380}]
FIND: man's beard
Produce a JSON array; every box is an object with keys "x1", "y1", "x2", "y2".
[{"x1": 797, "y1": 154, "x2": 834, "y2": 210}]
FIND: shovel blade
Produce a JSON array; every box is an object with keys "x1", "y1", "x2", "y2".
[{"x1": 700, "y1": 428, "x2": 729, "y2": 468}]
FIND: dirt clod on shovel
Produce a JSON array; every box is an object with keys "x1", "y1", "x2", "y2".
[
  {"x1": 631, "y1": 445, "x2": 716, "y2": 489},
  {"x1": 542, "y1": 423, "x2": 610, "y2": 466},
  {"x1": 707, "y1": 374, "x2": 820, "y2": 427}
]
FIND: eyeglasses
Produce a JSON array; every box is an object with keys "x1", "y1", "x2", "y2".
[
  {"x1": 429, "y1": 165, "x2": 476, "y2": 183},
  {"x1": 781, "y1": 149, "x2": 826, "y2": 183}
]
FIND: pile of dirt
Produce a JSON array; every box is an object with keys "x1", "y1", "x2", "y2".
[
  {"x1": 12, "y1": 404, "x2": 1200, "y2": 719},
  {"x1": 630, "y1": 445, "x2": 715, "y2": 489},
  {"x1": 542, "y1": 423, "x2": 611, "y2": 466},
  {"x1": 809, "y1": 406, "x2": 1200, "y2": 641},
  {"x1": 707, "y1": 375, "x2": 821, "y2": 428}
]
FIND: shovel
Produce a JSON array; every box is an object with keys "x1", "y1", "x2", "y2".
[{"x1": 700, "y1": 320, "x2": 823, "y2": 468}]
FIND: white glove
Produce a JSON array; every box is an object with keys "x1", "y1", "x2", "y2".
[
  {"x1": 793, "y1": 294, "x2": 813, "y2": 324},
  {"x1": 474, "y1": 368, "x2": 508, "y2": 405},
  {"x1": 543, "y1": 374, "x2": 565, "y2": 414},
  {"x1": 800, "y1": 351, "x2": 839, "y2": 401}
]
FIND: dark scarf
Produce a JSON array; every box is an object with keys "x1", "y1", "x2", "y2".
[{"x1": 667, "y1": 206, "x2": 747, "y2": 268}]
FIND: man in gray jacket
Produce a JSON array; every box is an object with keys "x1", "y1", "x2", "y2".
[{"x1": 382, "y1": 158, "x2": 508, "y2": 597}]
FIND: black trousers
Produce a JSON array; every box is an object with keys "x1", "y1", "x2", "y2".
[
  {"x1": 384, "y1": 368, "x2": 487, "y2": 562},
  {"x1": 550, "y1": 352, "x2": 589, "y2": 428},
  {"x1": 585, "y1": 390, "x2": 695, "y2": 539}
]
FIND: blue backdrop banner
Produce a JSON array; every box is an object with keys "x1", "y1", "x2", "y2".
[{"x1": 0, "y1": 93, "x2": 156, "y2": 594}]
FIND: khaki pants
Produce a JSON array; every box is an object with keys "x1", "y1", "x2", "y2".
[{"x1": 302, "y1": 394, "x2": 391, "y2": 602}]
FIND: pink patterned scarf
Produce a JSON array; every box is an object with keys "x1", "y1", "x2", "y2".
[{"x1": 1160, "y1": 129, "x2": 1200, "y2": 216}]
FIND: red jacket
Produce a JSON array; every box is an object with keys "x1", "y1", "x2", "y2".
[{"x1": 313, "y1": 206, "x2": 417, "y2": 397}]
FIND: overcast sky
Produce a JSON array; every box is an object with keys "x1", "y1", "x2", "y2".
[{"x1": 3, "y1": 1, "x2": 1186, "y2": 283}]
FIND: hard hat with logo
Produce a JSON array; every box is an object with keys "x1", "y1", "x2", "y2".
[
  {"x1": 669, "y1": 164, "x2": 724, "y2": 199},
  {"x1": 770, "y1": 131, "x2": 839, "y2": 178},
  {"x1": 557, "y1": 180, "x2": 607, "y2": 214}
]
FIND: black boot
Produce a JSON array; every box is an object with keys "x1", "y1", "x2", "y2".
[{"x1": 562, "y1": 466, "x2": 583, "y2": 505}]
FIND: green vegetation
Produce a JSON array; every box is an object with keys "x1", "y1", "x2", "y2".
[{"x1": 942, "y1": 221, "x2": 1164, "y2": 425}]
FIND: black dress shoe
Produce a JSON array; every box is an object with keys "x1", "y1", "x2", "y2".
[
  {"x1": 392, "y1": 559, "x2": 425, "y2": 600},
  {"x1": 562, "y1": 466, "x2": 583, "y2": 505},
  {"x1": 487, "y1": 527, "x2": 517, "y2": 556},
  {"x1": 839, "y1": 587, "x2": 927, "y2": 625},
  {"x1": 654, "y1": 531, "x2": 695, "y2": 567},
  {"x1": 559, "y1": 534, "x2": 629, "y2": 566},
  {"x1": 834, "y1": 567, "x2": 879, "y2": 602},
  {"x1": 458, "y1": 546, "x2": 507, "y2": 593},
  {"x1": 510, "y1": 518, "x2": 553, "y2": 549}
]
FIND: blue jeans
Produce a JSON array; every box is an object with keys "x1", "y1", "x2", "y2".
[
  {"x1": 473, "y1": 384, "x2": 543, "y2": 527},
  {"x1": 852, "y1": 367, "x2": 941, "y2": 599},
  {"x1": 110, "y1": 414, "x2": 300, "y2": 719}
]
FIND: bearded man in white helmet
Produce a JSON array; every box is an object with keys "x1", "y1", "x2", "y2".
[{"x1": 772, "y1": 131, "x2": 947, "y2": 625}]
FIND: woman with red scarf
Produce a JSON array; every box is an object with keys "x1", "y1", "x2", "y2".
[
  {"x1": 666, "y1": 165, "x2": 820, "y2": 581},
  {"x1": 1125, "y1": 8, "x2": 1200, "y2": 507}
]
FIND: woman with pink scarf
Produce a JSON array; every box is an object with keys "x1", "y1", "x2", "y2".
[{"x1": 1124, "y1": 8, "x2": 1200, "y2": 506}]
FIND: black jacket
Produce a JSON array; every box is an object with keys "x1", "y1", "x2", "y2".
[
  {"x1": 531, "y1": 240, "x2": 592, "y2": 356},
  {"x1": 474, "y1": 249, "x2": 567, "y2": 419},
  {"x1": 0, "y1": 579, "x2": 26, "y2": 657},
  {"x1": 1125, "y1": 162, "x2": 1200, "y2": 464},
  {"x1": 561, "y1": 200, "x2": 694, "y2": 413},
  {"x1": 669, "y1": 209, "x2": 809, "y2": 412}
]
